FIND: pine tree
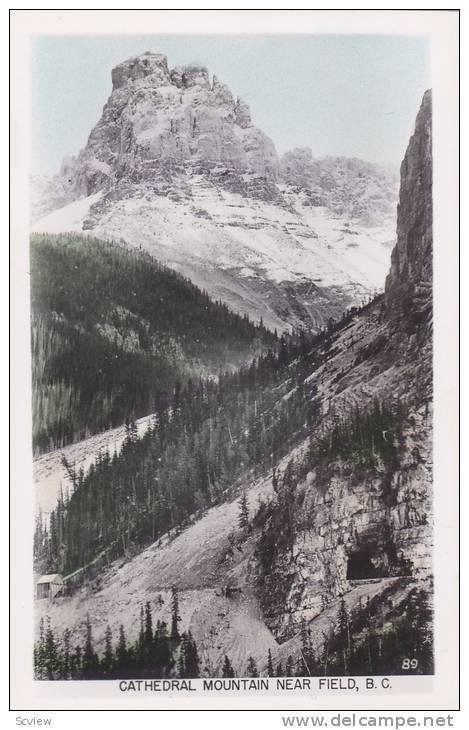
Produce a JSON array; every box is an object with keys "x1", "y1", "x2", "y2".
[
  {"x1": 61, "y1": 628, "x2": 72, "y2": 679},
  {"x1": 82, "y1": 614, "x2": 99, "y2": 679},
  {"x1": 44, "y1": 617, "x2": 58, "y2": 680},
  {"x1": 267, "y1": 648, "x2": 274, "y2": 677},
  {"x1": 336, "y1": 597, "x2": 351, "y2": 674},
  {"x1": 177, "y1": 634, "x2": 186, "y2": 678},
  {"x1": 238, "y1": 491, "x2": 250, "y2": 532},
  {"x1": 222, "y1": 654, "x2": 235, "y2": 678},
  {"x1": 415, "y1": 591, "x2": 433, "y2": 673},
  {"x1": 116, "y1": 624, "x2": 128, "y2": 673},
  {"x1": 276, "y1": 662, "x2": 283, "y2": 677},
  {"x1": 295, "y1": 655, "x2": 307, "y2": 677},
  {"x1": 137, "y1": 604, "x2": 145, "y2": 660},
  {"x1": 170, "y1": 587, "x2": 181, "y2": 641},
  {"x1": 184, "y1": 631, "x2": 200, "y2": 678},
  {"x1": 285, "y1": 655, "x2": 294, "y2": 677},
  {"x1": 246, "y1": 655, "x2": 259, "y2": 678},
  {"x1": 101, "y1": 625, "x2": 114, "y2": 676},
  {"x1": 155, "y1": 621, "x2": 173, "y2": 677},
  {"x1": 34, "y1": 618, "x2": 47, "y2": 679},
  {"x1": 72, "y1": 645, "x2": 82, "y2": 679},
  {"x1": 144, "y1": 602, "x2": 153, "y2": 651},
  {"x1": 272, "y1": 468, "x2": 279, "y2": 493}
]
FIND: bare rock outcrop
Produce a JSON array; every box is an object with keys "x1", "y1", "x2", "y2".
[
  {"x1": 385, "y1": 90, "x2": 432, "y2": 333},
  {"x1": 57, "y1": 51, "x2": 279, "y2": 203}
]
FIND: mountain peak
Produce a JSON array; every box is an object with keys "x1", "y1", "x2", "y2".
[
  {"x1": 31, "y1": 51, "x2": 399, "y2": 332},
  {"x1": 170, "y1": 62, "x2": 211, "y2": 90},
  {"x1": 111, "y1": 52, "x2": 171, "y2": 90},
  {"x1": 63, "y1": 50, "x2": 279, "y2": 202}
]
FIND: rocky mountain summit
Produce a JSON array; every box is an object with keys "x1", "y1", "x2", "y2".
[
  {"x1": 32, "y1": 51, "x2": 279, "y2": 217},
  {"x1": 32, "y1": 52, "x2": 398, "y2": 331}
]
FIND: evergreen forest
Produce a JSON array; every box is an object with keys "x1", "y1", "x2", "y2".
[{"x1": 30, "y1": 233, "x2": 274, "y2": 452}]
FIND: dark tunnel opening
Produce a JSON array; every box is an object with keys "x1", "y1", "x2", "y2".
[{"x1": 346, "y1": 546, "x2": 381, "y2": 580}]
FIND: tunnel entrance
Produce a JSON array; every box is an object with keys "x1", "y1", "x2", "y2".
[
  {"x1": 346, "y1": 547, "x2": 380, "y2": 580},
  {"x1": 346, "y1": 541, "x2": 412, "y2": 581}
]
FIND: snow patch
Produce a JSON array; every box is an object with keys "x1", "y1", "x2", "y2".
[{"x1": 32, "y1": 191, "x2": 103, "y2": 234}]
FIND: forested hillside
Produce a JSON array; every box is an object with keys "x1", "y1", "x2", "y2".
[
  {"x1": 30, "y1": 233, "x2": 274, "y2": 452},
  {"x1": 34, "y1": 308, "x2": 371, "y2": 577}
]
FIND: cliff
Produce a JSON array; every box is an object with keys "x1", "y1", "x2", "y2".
[
  {"x1": 385, "y1": 90, "x2": 433, "y2": 334},
  {"x1": 253, "y1": 91, "x2": 433, "y2": 641}
]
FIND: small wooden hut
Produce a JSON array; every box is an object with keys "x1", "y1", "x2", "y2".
[{"x1": 36, "y1": 573, "x2": 64, "y2": 600}]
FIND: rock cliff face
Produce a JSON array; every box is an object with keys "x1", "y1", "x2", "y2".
[
  {"x1": 254, "y1": 91, "x2": 433, "y2": 640},
  {"x1": 40, "y1": 51, "x2": 280, "y2": 208},
  {"x1": 280, "y1": 149, "x2": 397, "y2": 225},
  {"x1": 385, "y1": 90, "x2": 433, "y2": 333},
  {"x1": 31, "y1": 52, "x2": 398, "y2": 331}
]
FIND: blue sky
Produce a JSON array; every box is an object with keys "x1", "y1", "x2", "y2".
[{"x1": 32, "y1": 34, "x2": 430, "y2": 176}]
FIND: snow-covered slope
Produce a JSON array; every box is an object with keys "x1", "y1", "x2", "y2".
[
  {"x1": 33, "y1": 181, "x2": 395, "y2": 332},
  {"x1": 32, "y1": 191, "x2": 103, "y2": 234},
  {"x1": 34, "y1": 414, "x2": 153, "y2": 515}
]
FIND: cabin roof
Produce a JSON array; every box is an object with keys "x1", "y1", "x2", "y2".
[{"x1": 37, "y1": 573, "x2": 62, "y2": 584}]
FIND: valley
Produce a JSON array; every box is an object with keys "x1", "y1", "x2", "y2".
[{"x1": 31, "y1": 52, "x2": 433, "y2": 682}]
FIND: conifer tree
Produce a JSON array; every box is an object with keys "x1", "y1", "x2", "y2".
[
  {"x1": 177, "y1": 635, "x2": 186, "y2": 678},
  {"x1": 144, "y1": 602, "x2": 153, "y2": 651},
  {"x1": 336, "y1": 597, "x2": 351, "y2": 673},
  {"x1": 82, "y1": 614, "x2": 99, "y2": 679},
  {"x1": 170, "y1": 587, "x2": 181, "y2": 641},
  {"x1": 222, "y1": 655, "x2": 235, "y2": 678},
  {"x1": 72, "y1": 645, "x2": 82, "y2": 679},
  {"x1": 267, "y1": 648, "x2": 274, "y2": 677},
  {"x1": 184, "y1": 631, "x2": 200, "y2": 678},
  {"x1": 155, "y1": 620, "x2": 173, "y2": 677},
  {"x1": 272, "y1": 468, "x2": 279, "y2": 493},
  {"x1": 246, "y1": 656, "x2": 259, "y2": 678},
  {"x1": 61, "y1": 628, "x2": 72, "y2": 680},
  {"x1": 238, "y1": 491, "x2": 250, "y2": 532},
  {"x1": 138, "y1": 604, "x2": 145, "y2": 660},
  {"x1": 44, "y1": 617, "x2": 58, "y2": 680},
  {"x1": 34, "y1": 618, "x2": 47, "y2": 679},
  {"x1": 101, "y1": 625, "x2": 114, "y2": 676},
  {"x1": 295, "y1": 655, "x2": 307, "y2": 677},
  {"x1": 116, "y1": 624, "x2": 128, "y2": 674},
  {"x1": 415, "y1": 591, "x2": 433, "y2": 672}
]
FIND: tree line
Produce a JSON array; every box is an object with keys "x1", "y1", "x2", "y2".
[
  {"x1": 34, "y1": 589, "x2": 199, "y2": 680},
  {"x1": 34, "y1": 586, "x2": 432, "y2": 679}
]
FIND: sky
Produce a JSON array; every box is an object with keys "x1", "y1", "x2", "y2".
[{"x1": 31, "y1": 34, "x2": 430, "y2": 176}]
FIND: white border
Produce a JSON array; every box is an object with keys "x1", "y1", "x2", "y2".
[{"x1": 9, "y1": 8, "x2": 459, "y2": 712}]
